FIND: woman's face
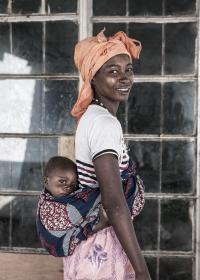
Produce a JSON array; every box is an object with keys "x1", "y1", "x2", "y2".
[{"x1": 92, "y1": 54, "x2": 134, "y2": 104}]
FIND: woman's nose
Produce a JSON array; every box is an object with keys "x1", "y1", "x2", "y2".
[{"x1": 119, "y1": 72, "x2": 132, "y2": 83}]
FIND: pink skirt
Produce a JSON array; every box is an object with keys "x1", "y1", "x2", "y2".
[{"x1": 63, "y1": 227, "x2": 135, "y2": 280}]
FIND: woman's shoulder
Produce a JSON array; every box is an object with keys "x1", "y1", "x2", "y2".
[
  {"x1": 81, "y1": 105, "x2": 120, "y2": 127},
  {"x1": 76, "y1": 105, "x2": 122, "y2": 142}
]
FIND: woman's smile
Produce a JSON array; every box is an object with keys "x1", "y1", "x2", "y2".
[{"x1": 115, "y1": 86, "x2": 131, "y2": 94}]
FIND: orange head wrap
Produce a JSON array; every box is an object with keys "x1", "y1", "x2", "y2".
[{"x1": 71, "y1": 29, "x2": 142, "y2": 120}]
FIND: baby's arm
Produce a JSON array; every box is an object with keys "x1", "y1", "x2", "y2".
[{"x1": 93, "y1": 204, "x2": 109, "y2": 232}]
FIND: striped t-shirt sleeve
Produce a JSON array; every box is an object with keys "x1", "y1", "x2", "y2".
[{"x1": 88, "y1": 115, "x2": 121, "y2": 161}]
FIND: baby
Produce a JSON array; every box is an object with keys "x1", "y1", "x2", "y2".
[
  {"x1": 37, "y1": 155, "x2": 144, "y2": 257},
  {"x1": 43, "y1": 156, "x2": 108, "y2": 231},
  {"x1": 37, "y1": 156, "x2": 108, "y2": 256}
]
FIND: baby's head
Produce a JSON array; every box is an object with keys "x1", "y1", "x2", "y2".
[{"x1": 43, "y1": 156, "x2": 78, "y2": 197}]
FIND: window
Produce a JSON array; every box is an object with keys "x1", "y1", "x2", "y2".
[{"x1": 0, "y1": 1, "x2": 199, "y2": 279}]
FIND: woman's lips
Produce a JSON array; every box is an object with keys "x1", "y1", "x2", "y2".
[{"x1": 116, "y1": 87, "x2": 131, "y2": 94}]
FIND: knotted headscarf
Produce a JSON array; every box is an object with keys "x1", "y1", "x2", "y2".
[{"x1": 71, "y1": 29, "x2": 142, "y2": 120}]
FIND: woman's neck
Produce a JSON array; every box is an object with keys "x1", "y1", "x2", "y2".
[{"x1": 93, "y1": 96, "x2": 119, "y2": 116}]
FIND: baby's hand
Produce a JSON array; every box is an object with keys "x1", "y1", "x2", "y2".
[
  {"x1": 93, "y1": 204, "x2": 109, "y2": 232},
  {"x1": 99, "y1": 204, "x2": 109, "y2": 225}
]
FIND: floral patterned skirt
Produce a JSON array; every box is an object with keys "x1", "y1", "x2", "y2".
[{"x1": 63, "y1": 227, "x2": 135, "y2": 280}]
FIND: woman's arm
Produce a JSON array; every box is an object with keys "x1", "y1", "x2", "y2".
[{"x1": 94, "y1": 153, "x2": 151, "y2": 280}]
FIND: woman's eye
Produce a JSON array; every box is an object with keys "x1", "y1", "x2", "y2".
[
  {"x1": 110, "y1": 69, "x2": 118, "y2": 74},
  {"x1": 127, "y1": 67, "x2": 133, "y2": 72}
]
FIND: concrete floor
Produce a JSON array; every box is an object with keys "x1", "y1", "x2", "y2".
[{"x1": 0, "y1": 253, "x2": 63, "y2": 280}]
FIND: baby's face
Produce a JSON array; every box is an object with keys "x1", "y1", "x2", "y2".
[{"x1": 45, "y1": 168, "x2": 77, "y2": 197}]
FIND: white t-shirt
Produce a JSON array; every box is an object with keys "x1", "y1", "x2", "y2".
[{"x1": 75, "y1": 104, "x2": 129, "y2": 187}]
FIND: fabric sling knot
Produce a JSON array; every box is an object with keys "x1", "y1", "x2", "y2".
[{"x1": 71, "y1": 29, "x2": 142, "y2": 120}]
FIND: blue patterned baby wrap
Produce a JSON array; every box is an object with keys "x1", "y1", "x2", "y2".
[{"x1": 36, "y1": 160, "x2": 145, "y2": 257}]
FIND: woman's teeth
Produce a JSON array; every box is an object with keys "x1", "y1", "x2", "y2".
[{"x1": 116, "y1": 88, "x2": 130, "y2": 93}]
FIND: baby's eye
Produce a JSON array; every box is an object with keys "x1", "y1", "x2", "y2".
[{"x1": 59, "y1": 179, "x2": 67, "y2": 184}]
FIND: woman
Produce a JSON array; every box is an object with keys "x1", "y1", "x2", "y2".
[{"x1": 63, "y1": 29, "x2": 151, "y2": 280}]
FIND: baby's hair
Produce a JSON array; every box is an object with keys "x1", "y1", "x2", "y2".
[{"x1": 44, "y1": 156, "x2": 77, "y2": 177}]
